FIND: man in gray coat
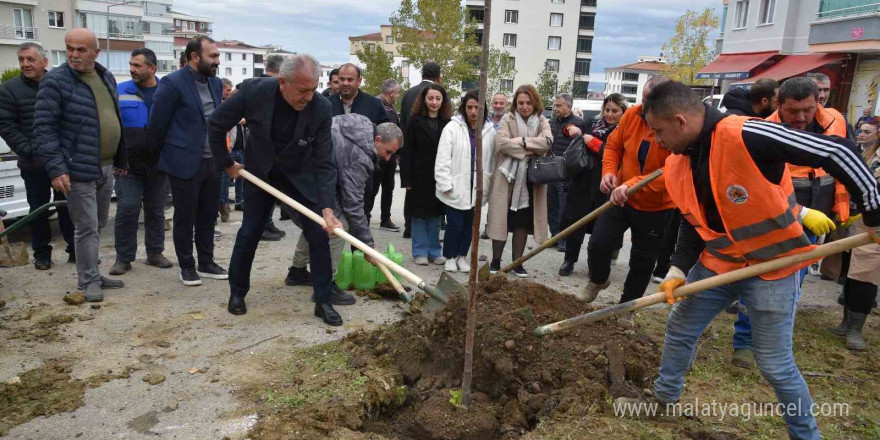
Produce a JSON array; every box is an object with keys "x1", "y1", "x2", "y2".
[{"x1": 286, "y1": 116, "x2": 402, "y2": 296}]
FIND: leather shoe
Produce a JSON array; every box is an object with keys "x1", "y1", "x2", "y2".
[
  {"x1": 558, "y1": 260, "x2": 574, "y2": 276},
  {"x1": 228, "y1": 296, "x2": 247, "y2": 315},
  {"x1": 314, "y1": 303, "x2": 343, "y2": 326}
]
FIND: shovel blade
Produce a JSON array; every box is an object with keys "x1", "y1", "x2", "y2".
[{"x1": 400, "y1": 272, "x2": 463, "y2": 316}]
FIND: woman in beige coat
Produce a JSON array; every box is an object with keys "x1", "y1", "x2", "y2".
[
  {"x1": 486, "y1": 85, "x2": 553, "y2": 277},
  {"x1": 830, "y1": 121, "x2": 880, "y2": 350}
]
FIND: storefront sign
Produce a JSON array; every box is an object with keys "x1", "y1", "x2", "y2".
[{"x1": 851, "y1": 27, "x2": 864, "y2": 40}]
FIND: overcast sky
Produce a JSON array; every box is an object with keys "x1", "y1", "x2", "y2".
[{"x1": 173, "y1": 0, "x2": 720, "y2": 89}]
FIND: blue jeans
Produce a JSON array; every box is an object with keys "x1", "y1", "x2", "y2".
[
  {"x1": 655, "y1": 263, "x2": 819, "y2": 440},
  {"x1": 442, "y1": 206, "x2": 474, "y2": 259},
  {"x1": 114, "y1": 172, "x2": 168, "y2": 263},
  {"x1": 733, "y1": 233, "x2": 817, "y2": 350},
  {"x1": 411, "y1": 216, "x2": 442, "y2": 259},
  {"x1": 222, "y1": 149, "x2": 245, "y2": 205}
]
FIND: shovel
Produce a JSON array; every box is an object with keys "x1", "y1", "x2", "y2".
[
  {"x1": 535, "y1": 232, "x2": 877, "y2": 336},
  {"x1": 0, "y1": 202, "x2": 67, "y2": 268},
  {"x1": 479, "y1": 169, "x2": 663, "y2": 279},
  {"x1": 239, "y1": 170, "x2": 460, "y2": 315}
]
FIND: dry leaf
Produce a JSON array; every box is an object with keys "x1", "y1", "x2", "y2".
[
  {"x1": 189, "y1": 313, "x2": 204, "y2": 321},
  {"x1": 188, "y1": 367, "x2": 200, "y2": 374}
]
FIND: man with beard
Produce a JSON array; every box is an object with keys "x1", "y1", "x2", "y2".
[
  {"x1": 321, "y1": 68, "x2": 339, "y2": 98},
  {"x1": 806, "y1": 72, "x2": 832, "y2": 107},
  {"x1": 490, "y1": 92, "x2": 508, "y2": 130},
  {"x1": 330, "y1": 63, "x2": 388, "y2": 125},
  {"x1": 109, "y1": 48, "x2": 173, "y2": 276},
  {"x1": 720, "y1": 78, "x2": 779, "y2": 118},
  {"x1": 150, "y1": 36, "x2": 227, "y2": 287}
]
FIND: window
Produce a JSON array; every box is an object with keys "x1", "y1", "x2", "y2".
[
  {"x1": 468, "y1": 7, "x2": 484, "y2": 23},
  {"x1": 175, "y1": 19, "x2": 181, "y2": 26},
  {"x1": 575, "y1": 58, "x2": 590, "y2": 75},
  {"x1": 500, "y1": 80, "x2": 513, "y2": 92},
  {"x1": 547, "y1": 36, "x2": 561, "y2": 51},
  {"x1": 242, "y1": 53, "x2": 247, "y2": 61},
  {"x1": 577, "y1": 36, "x2": 592, "y2": 52},
  {"x1": 503, "y1": 33, "x2": 517, "y2": 47},
  {"x1": 504, "y1": 57, "x2": 515, "y2": 71},
  {"x1": 225, "y1": 53, "x2": 232, "y2": 61},
  {"x1": 573, "y1": 81, "x2": 590, "y2": 97},
  {"x1": 545, "y1": 59, "x2": 560, "y2": 73},
  {"x1": 549, "y1": 13, "x2": 563, "y2": 27},
  {"x1": 734, "y1": 0, "x2": 749, "y2": 29},
  {"x1": 581, "y1": 0, "x2": 597, "y2": 6},
  {"x1": 621, "y1": 85, "x2": 638, "y2": 94},
  {"x1": 758, "y1": 0, "x2": 775, "y2": 24},
  {"x1": 144, "y1": 2, "x2": 168, "y2": 16},
  {"x1": 145, "y1": 40, "x2": 173, "y2": 54},
  {"x1": 96, "y1": 50, "x2": 133, "y2": 73},
  {"x1": 579, "y1": 13, "x2": 595, "y2": 29},
  {"x1": 622, "y1": 72, "x2": 639, "y2": 81},
  {"x1": 368, "y1": 43, "x2": 376, "y2": 50},
  {"x1": 199, "y1": 22, "x2": 205, "y2": 30},
  {"x1": 13, "y1": 8, "x2": 35, "y2": 39},
  {"x1": 551, "y1": 0, "x2": 565, "y2": 3},
  {"x1": 254, "y1": 54, "x2": 263, "y2": 64},
  {"x1": 48, "y1": 11, "x2": 64, "y2": 28},
  {"x1": 254, "y1": 67, "x2": 264, "y2": 76},
  {"x1": 401, "y1": 60, "x2": 409, "y2": 69},
  {"x1": 720, "y1": 5, "x2": 728, "y2": 34},
  {"x1": 626, "y1": 97, "x2": 636, "y2": 104},
  {"x1": 51, "y1": 50, "x2": 65, "y2": 67},
  {"x1": 242, "y1": 67, "x2": 247, "y2": 75},
  {"x1": 187, "y1": 21, "x2": 195, "y2": 31},
  {"x1": 225, "y1": 67, "x2": 232, "y2": 76},
  {"x1": 505, "y1": 10, "x2": 519, "y2": 24},
  {"x1": 386, "y1": 35, "x2": 394, "y2": 44}
]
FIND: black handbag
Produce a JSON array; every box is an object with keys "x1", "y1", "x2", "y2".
[
  {"x1": 527, "y1": 150, "x2": 566, "y2": 184},
  {"x1": 562, "y1": 136, "x2": 595, "y2": 179}
]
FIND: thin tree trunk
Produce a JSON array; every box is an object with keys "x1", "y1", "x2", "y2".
[{"x1": 460, "y1": 0, "x2": 491, "y2": 410}]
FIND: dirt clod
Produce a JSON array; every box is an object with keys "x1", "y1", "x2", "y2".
[
  {"x1": 143, "y1": 373, "x2": 166, "y2": 385},
  {"x1": 63, "y1": 292, "x2": 85, "y2": 305}
]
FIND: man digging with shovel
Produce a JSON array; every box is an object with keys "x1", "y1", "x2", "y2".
[{"x1": 620, "y1": 81, "x2": 880, "y2": 440}]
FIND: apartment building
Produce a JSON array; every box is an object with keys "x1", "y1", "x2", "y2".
[
  {"x1": 466, "y1": 0, "x2": 596, "y2": 97},
  {"x1": 0, "y1": 0, "x2": 73, "y2": 71},
  {"x1": 604, "y1": 56, "x2": 669, "y2": 104},
  {"x1": 349, "y1": 24, "x2": 422, "y2": 87}
]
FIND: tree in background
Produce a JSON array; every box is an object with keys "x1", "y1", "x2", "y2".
[
  {"x1": 535, "y1": 62, "x2": 558, "y2": 108},
  {"x1": 662, "y1": 8, "x2": 719, "y2": 85},
  {"x1": 486, "y1": 45, "x2": 516, "y2": 96},
  {"x1": 356, "y1": 43, "x2": 403, "y2": 97},
  {"x1": 391, "y1": 0, "x2": 480, "y2": 100},
  {"x1": 1, "y1": 68, "x2": 21, "y2": 83}
]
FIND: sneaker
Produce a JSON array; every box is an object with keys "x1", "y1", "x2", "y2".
[
  {"x1": 34, "y1": 256, "x2": 53, "y2": 270},
  {"x1": 312, "y1": 284, "x2": 357, "y2": 306},
  {"x1": 489, "y1": 259, "x2": 501, "y2": 275},
  {"x1": 430, "y1": 256, "x2": 447, "y2": 265},
  {"x1": 512, "y1": 266, "x2": 528, "y2": 278},
  {"x1": 285, "y1": 266, "x2": 312, "y2": 286},
  {"x1": 380, "y1": 219, "x2": 401, "y2": 232},
  {"x1": 84, "y1": 283, "x2": 103, "y2": 303},
  {"x1": 260, "y1": 229, "x2": 282, "y2": 241},
  {"x1": 651, "y1": 275, "x2": 664, "y2": 284},
  {"x1": 457, "y1": 257, "x2": 470, "y2": 273},
  {"x1": 109, "y1": 261, "x2": 131, "y2": 275},
  {"x1": 265, "y1": 222, "x2": 286, "y2": 237},
  {"x1": 146, "y1": 253, "x2": 173, "y2": 268},
  {"x1": 197, "y1": 262, "x2": 228, "y2": 280},
  {"x1": 402, "y1": 227, "x2": 411, "y2": 239},
  {"x1": 100, "y1": 276, "x2": 124, "y2": 289},
  {"x1": 444, "y1": 258, "x2": 457, "y2": 272},
  {"x1": 576, "y1": 280, "x2": 610, "y2": 303},
  {"x1": 808, "y1": 263, "x2": 820, "y2": 277},
  {"x1": 480, "y1": 231, "x2": 489, "y2": 240},
  {"x1": 213, "y1": 229, "x2": 223, "y2": 240},
  {"x1": 219, "y1": 203, "x2": 230, "y2": 222},
  {"x1": 414, "y1": 256, "x2": 429, "y2": 266},
  {"x1": 180, "y1": 267, "x2": 202, "y2": 286}
]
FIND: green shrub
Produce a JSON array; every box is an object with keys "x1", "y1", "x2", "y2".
[{"x1": 2, "y1": 68, "x2": 21, "y2": 83}]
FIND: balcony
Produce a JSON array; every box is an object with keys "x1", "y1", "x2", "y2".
[
  {"x1": 817, "y1": 0, "x2": 880, "y2": 20},
  {"x1": 0, "y1": 25, "x2": 38, "y2": 41},
  {"x1": 809, "y1": 1, "x2": 879, "y2": 51}
]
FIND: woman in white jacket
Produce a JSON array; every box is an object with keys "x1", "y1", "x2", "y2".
[{"x1": 435, "y1": 90, "x2": 496, "y2": 273}]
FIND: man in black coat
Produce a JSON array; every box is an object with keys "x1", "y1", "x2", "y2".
[
  {"x1": 0, "y1": 42, "x2": 74, "y2": 269},
  {"x1": 208, "y1": 54, "x2": 347, "y2": 326},
  {"x1": 720, "y1": 78, "x2": 779, "y2": 118},
  {"x1": 547, "y1": 93, "x2": 584, "y2": 252},
  {"x1": 321, "y1": 68, "x2": 339, "y2": 98}
]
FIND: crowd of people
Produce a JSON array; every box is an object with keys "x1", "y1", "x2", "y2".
[{"x1": 2, "y1": 26, "x2": 880, "y2": 440}]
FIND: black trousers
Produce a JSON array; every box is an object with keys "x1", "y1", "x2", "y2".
[
  {"x1": 169, "y1": 158, "x2": 220, "y2": 269},
  {"x1": 587, "y1": 205, "x2": 672, "y2": 303},
  {"x1": 844, "y1": 278, "x2": 878, "y2": 314},
  {"x1": 20, "y1": 168, "x2": 75, "y2": 259},
  {"x1": 365, "y1": 156, "x2": 396, "y2": 222},
  {"x1": 228, "y1": 168, "x2": 332, "y2": 303},
  {"x1": 652, "y1": 210, "x2": 681, "y2": 277}
]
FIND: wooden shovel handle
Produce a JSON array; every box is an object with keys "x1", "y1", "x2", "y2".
[
  {"x1": 535, "y1": 232, "x2": 875, "y2": 336},
  {"x1": 377, "y1": 263, "x2": 412, "y2": 302}
]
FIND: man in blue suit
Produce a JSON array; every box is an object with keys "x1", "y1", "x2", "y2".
[{"x1": 149, "y1": 36, "x2": 227, "y2": 287}]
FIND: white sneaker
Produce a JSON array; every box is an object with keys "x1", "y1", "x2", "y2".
[
  {"x1": 430, "y1": 256, "x2": 447, "y2": 265},
  {"x1": 444, "y1": 259, "x2": 457, "y2": 272},
  {"x1": 808, "y1": 263, "x2": 820, "y2": 277},
  {"x1": 414, "y1": 256, "x2": 429, "y2": 266},
  {"x1": 457, "y1": 257, "x2": 470, "y2": 273}
]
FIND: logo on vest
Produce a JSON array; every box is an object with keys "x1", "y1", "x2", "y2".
[{"x1": 727, "y1": 185, "x2": 748, "y2": 204}]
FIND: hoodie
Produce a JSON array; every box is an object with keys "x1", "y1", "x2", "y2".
[
  {"x1": 720, "y1": 88, "x2": 757, "y2": 117},
  {"x1": 330, "y1": 113, "x2": 377, "y2": 247}
]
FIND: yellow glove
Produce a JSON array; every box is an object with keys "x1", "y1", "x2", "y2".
[
  {"x1": 840, "y1": 213, "x2": 862, "y2": 229},
  {"x1": 802, "y1": 208, "x2": 836, "y2": 236},
  {"x1": 659, "y1": 266, "x2": 687, "y2": 305}
]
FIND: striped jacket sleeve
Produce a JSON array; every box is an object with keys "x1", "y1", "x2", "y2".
[{"x1": 741, "y1": 119, "x2": 880, "y2": 227}]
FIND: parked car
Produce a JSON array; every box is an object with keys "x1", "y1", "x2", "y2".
[
  {"x1": 0, "y1": 137, "x2": 28, "y2": 220},
  {"x1": 703, "y1": 94, "x2": 727, "y2": 113}
]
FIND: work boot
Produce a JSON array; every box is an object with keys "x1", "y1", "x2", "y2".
[
  {"x1": 219, "y1": 203, "x2": 230, "y2": 222},
  {"x1": 558, "y1": 260, "x2": 574, "y2": 276},
  {"x1": 576, "y1": 280, "x2": 609, "y2": 303},
  {"x1": 311, "y1": 284, "x2": 357, "y2": 306},
  {"x1": 827, "y1": 307, "x2": 847, "y2": 337},
  {"x1": 314, "y1": 303, "x2": 343, "y2": 326},
  {"x1": 732, "y1": 348, "x2": 756, "y2": 369},
  {"x1": 265, "y1": 221, "x2": 286, "y2": 237},
  {"x1": 146, "y1": 253, "x2": 173, "y2": 268},
  {"x1": 261, "y1": 228, "x2": 282, "y2": 241},
  {"x1": 285, "y1": 266, "x2": 312, "y2": 286},
  {"x1": 845, "y1": 311, "x2": 868, "y2": 351},
  {"x1": 34, "y1": 256, "x2": 53, "y2": 270},
  {"x1": 109, "y1": 261, "x2": 131, "y2": 275},
  {"x1": 84, "y1": 283, "x2": 103, "y2": 303}
]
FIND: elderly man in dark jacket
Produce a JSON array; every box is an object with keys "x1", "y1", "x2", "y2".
[
  {"x1": 0, "y1": 42, "x2": 75, "y2": 270},
  {"x1": 548, "y1": 93, "x2": 584, "y2": 251},
  {"x1": 287, "y1": 116, "x2": 402, "y2": 295},
  {"x1": 35, "y1": 28, "x2": 127, "y2": 301}
]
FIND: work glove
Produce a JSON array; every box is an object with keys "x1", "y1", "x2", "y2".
[
  {"x1": 801, "y1": 208, "x2": 836, "y2": 236},
  {"x1": 659, "y1": 266, "x2": 687, "y2": 305},
  {"x1": 840, "y1": 213, "x2": 862, "y2": 229}
]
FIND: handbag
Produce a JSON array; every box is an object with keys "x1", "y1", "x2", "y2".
[
  {"x1": 527, "y1": 150, "x2": 566, "y2": 184},
  {"x1": 562, "y1": 136, "x2": 595, "y2": 179}
]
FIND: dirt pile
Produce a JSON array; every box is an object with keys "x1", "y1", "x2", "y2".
[
  {"x1": 248, "y1": 276, "x2": 661, "y2": 440},
  {"x1": 0, "y1": 361, "x2": 84, "y2": 436}
]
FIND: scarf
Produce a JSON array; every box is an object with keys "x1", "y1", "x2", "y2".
[
  {"x1": 591, "y1": 117, "x2": 617, "y2": 142},
  {"x1": 497, "y1": 112, "x2": 539, "y2": 210}
]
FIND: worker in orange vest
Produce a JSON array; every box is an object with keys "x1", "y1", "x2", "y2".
[
  {"x1": 630, "y1": 81, "x2": 880, "y2": 438},
  {"x1": 730, "y1": 77, "x2": 854, "y2": 370},
  {"x1": 576, "y1": 76, "x2": 676, "y2": 323}
]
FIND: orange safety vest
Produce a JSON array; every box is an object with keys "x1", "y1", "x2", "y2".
[
  {"x1": 665, "y1": 116, "x2": 817, "y2": 280},
  {"x1": 766, "y1": 105, "x2": 850, "y2": 222}
]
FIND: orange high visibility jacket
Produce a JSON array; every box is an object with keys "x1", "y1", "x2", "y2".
[
  {"x1": 602, "y1": 104, "x2": 675, "y2": 211},
  {"x1": 665, "y1": 116, "x2": 816, "y2": 280},
  {"x1": 766, "y1": 105, "x2": 850, "y2": 222}
]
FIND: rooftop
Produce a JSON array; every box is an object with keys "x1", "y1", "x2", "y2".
[{"x1": 608, "y1": 61, "x2": 670, "y2": 72}]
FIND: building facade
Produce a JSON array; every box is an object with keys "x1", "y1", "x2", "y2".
[
  {"x1": 349, "y1": 24, "x2": 421, "y2": 88},
  {"x1": 604, "y1": 57, "x2": 669, "y2": 104}
]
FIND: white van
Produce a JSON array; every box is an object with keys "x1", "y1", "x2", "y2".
[{"x1": 0, "y1": 137, "x2": 28, "y2": 219}]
